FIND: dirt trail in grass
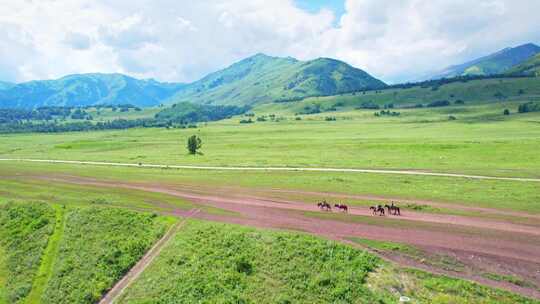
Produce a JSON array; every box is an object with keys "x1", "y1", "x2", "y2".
[
  {"x1": 2, "y1": 158, "x2": 540, "y2": 182},
  {"x1": 99, "y1": 208, "x2": 200, "y2": 304}
]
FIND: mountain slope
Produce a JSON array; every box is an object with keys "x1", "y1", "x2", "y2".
[
  {"x1": 166, "y1": 53, "x2": 386, "y2": 106},
  {"x1": 506, "y1": 53, "x2": 540, "y2": 76},
  {"x1": 430, "y1": 43, "x2": 540, "y2": 79},
  {"x1": 0, "y1": 81, "x2": 13, "y2": 90},
  {"x1": 0, "y1": 74, "x2": 186, "y2": 109}
]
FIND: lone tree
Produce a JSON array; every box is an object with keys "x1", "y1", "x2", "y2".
[{"x1": 187, "y1": 135, "x2": 202, "y2": 155}]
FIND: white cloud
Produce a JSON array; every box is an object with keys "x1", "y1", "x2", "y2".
[{"x1": 0, "y1": 0, "x2": 539, "y2": 83}]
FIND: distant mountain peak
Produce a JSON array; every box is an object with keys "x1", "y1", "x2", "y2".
[{"x1": 427, "y1": 42, "x2": 540, "y2": 80}]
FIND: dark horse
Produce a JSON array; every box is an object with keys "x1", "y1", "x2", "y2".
[
  {"x1": 317, "y1": 201, "x2": 332, "y2": 211},
  {"x1": 370, "y1": 205, "x2": 385, "y2": 216},
  {"x1": 384, "y1": 202, "x2": 401, "y2": 216},
  {"x1": 334, "y1": 203, "x2": 348, "y2": 212}
]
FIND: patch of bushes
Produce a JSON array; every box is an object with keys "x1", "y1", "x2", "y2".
[
  {"x1": 0, "y1": 202, "x2": 56, "y2": 303},
  {"x1": 427, "y1": 100, "x2": 451, "y2": 107},
  {"x1": 374, "y1": 110, "x2": 400, "y2": 117},
  {"x1": 118, "y1": 220, "x2": 380, "y2": 303},
  {"x1": 356, "y1": 101, "x2": 380, "y2": 110},
  {"x1": 41, "y1": 206, "x2": 172, "y2": 304},
  {"x1": 518, "y1": 101, "x2": 540, "y2": 113}
]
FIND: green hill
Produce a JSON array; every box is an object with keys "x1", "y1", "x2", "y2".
[
  {"x1": 0, "y1": 82, "x2": 13, "y2": 90},
  {"x1": 430, "y1": 43, "x2": 540, "y2": 79},
  {"x1": 506, "y1": 53, "x2": 540, "y2": 76},
  {"x1": 166, "y1": 53, "x2": 386, "y2": 106},
  {"x1": 0, "y1": 74, "x2": 186, "y2": 109}
]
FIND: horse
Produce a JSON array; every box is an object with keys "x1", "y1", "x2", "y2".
[
  {"x1": 317, "y1": 201, "x2": 332, "y2": 211},
  {"x1": 334, "y1": 203, "x2": 348, "y2": 213},
  {"x1": 385, "y1": 202, "x2": 401, "y2": 216},
  {"x1": 370, "y1": 205, "x2": 385, "y2": 216}
]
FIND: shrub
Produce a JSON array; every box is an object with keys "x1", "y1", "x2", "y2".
[
  {"x1": 427, "y1": 100, "x2": 450, "y2": 107},
  {"x1": 503, "y1": 109, "x2": 510, "y2": 115},
  {"x1": 518, "y1": 102, "x2": 540, "y2": 113}
]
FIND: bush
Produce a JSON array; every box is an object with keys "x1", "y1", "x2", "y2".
[
  {"x1": 454, "y1": 99, "x2": 465, "y2": 105},
  {"x1": 427, "y1": 100, "x2": 450, "y2": 107},
  {"x1": 503, "y1": 109, "x2": 510, "y2": 115},
  {"x1": 518, "y1": 102, "x2": 540, "y2": 113},
  {"x1": 239, "y1": 118, "x2": 253, "y2": 124}
]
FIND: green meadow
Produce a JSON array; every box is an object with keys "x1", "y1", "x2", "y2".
[
  {"x1": 1, "y1": 101, "x2": 540, "y2": 178},
  {"x1": 0, "y1": 202, "x2": 175, "y2": 304},
  {"x1": 118, "y1": 219, "x2": 538, "y2": 304}
]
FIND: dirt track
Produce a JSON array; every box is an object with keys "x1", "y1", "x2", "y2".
[{"x1": 30, "y1": 175, "x2": 540, "y2": 299}]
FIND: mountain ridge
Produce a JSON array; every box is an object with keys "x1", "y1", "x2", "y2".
[
  {"x1": 165, "y1": 53, "x2": 387, "y2": 106},
  {"x1": 0, "y1": 54, "x2": 386, "y2": 109},
  {"x1": 428, "y1": 43, "x2": 540, "y2": 80}
]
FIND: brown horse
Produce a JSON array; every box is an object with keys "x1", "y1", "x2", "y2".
[
  {"x1": 334, "y1": 203, "x2": 348, "y2": 212},
  {"x1": 317, "y1": 201, "x2": 332, "y2": 211},
  {"x1": 385, "y1": 202, "x2": 401, "y2": 216},
  {"x1": 370, "y1": 205, "x2": 385, "y2": 216}
]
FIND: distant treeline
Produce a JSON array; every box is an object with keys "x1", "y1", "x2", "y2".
[
  {"x1": 0, "y1": 102, "x2": 248, "y2": 134},
  {"x1": 0, "y1": 119, "x2": 165, "y2": 134},
  {"x1": 155, "y1": 102, "x2": 248, "y2": 125},
  {"x1": 387, "y1": 74, "x2": 534, "y2": 90}
]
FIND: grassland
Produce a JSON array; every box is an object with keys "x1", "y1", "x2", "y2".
[
  {"x1": 0, "y1": 202, "x2": 55, "y2": 304},
  {"x1": 2, "y1": 100, "x2": 540, "y2": 178},
  {"x1": 41, "y1": 206, "x2": 175, "y2": 303},
  {"x1": 367, "y1": 265, "x2": 538, "y2": 304},
  {"x1": 1, "y1": 161, "x2": 538, "y2": 214},
  {"x1": 0, "y1": 202, "x2": 176, "y2": 304},
  {"x1": 118, "y1": 220, "x2": 538, "y2": 304}
]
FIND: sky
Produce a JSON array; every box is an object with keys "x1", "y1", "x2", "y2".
[{"x1": 0, "y1": 0, "x2": 539, "y2": 84}]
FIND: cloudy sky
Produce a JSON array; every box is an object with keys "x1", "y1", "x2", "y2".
[{"x1": 1, "y1": 0, "x2": 539, "y2": 84}]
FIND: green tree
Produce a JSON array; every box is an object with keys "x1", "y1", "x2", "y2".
[
  {"x1": 503, "y1": 109, "x2": 510, "y2": 115},
  {"x1": 187, "y1": 135, "x2": 202, "y2": 155}
]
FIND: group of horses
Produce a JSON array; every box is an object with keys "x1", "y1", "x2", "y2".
[
  {"x1": 317, "y1": 201, "x2": 348, "y2": 212},
  {"x1": 317, "y1": 200, "x2": 401, "y2": 216},
  {"x1": 370, "y1": 202, "x2": 401, "y2": 216}
]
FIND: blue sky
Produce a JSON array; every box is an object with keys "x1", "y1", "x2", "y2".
[{"x1": 294, "y1": 0, "x2": 345, "y2": 24}]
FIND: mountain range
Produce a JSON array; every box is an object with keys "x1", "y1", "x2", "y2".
[
  {"x1": 428, "y1": 43, "x2": 540, "y2": 79},
  {"x1": 167, "y1": 53, "x2": 386, "y2": 106},
  {"x1": 0, "y1": 54, "x2": 385, "y2": 109},
  {"x1": 1, "y1": 43, "x2": 539, "y2": 109},
  {"x1": 0, "y1": 74, "x2": 185, "y2": 109}
]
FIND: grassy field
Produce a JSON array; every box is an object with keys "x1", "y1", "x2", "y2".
[
  {"x1": 0, "y1": 202, "x2": 55, "y2": 304},
  {"x1": 0, "y1": 202, "x2": 176, "y2": 304},
  {"x1": 118, "y1": 220, "x2": 538, "y2": 304},
  {"x1": 1, "y1": 161, "x2": 538, "y2": 214},
  {"x1": 1, "y1": 101, "x2": 540, "y2": 178},
  {"x1": 41, "y1": 206, "x2": 174, "y2": 304}
]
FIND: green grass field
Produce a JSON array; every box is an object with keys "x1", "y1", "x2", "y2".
[
  {"x1": 2, "y1": 101, "x2": 540, "y2": 178},
  {"x1": 118, "y1": 220, "x2": 538, "y2": 304},
  {"x1": 0, "y1": 202, "x2": 55, "y2": 304},
  {"x1": 0, "y1": 202, "x2": 176, "y2": 304},
  {"x1": 1, "y1": 161, "x2": 538, "y2": 214}
]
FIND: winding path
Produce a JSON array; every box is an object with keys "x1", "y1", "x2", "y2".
[{"x1": 1, "y1": 158, "x2": 539, "y2": 182}]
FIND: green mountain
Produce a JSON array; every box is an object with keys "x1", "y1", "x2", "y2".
[
  {"x1": 0, "y1": 73, "x2": 186, "y2": 109},
  {"x1": 0, "y1": 81, "x2": 13, "y2": 90},
  {"x1": 166, "y1": 53, "x2": 386, "y2": 106},
  {"x1": 506, "y1": 53, "x2": 540, "y2": 76},
  {"x1": 430, "y1": 43, "x2": 540, "y2": 79}
]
